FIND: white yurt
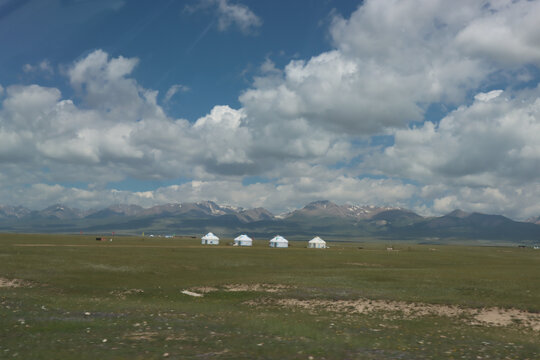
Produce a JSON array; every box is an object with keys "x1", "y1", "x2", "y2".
[
  {"x1": 269, "y1": 235, "x2": 288, "y2": 248},
  {"x1": 201, "y1": 232, "x2": 219, "y2": 245},
  {"x1": 234, "y1": 234, "x2": 253, "y2": 247},
  {"x1": 308, "y1": 236, "x2": 326, "y2": 248}
]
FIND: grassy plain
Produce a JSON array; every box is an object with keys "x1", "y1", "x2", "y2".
[{"x1": 0, "y1": 233, "x2": 539, "y2": 359}]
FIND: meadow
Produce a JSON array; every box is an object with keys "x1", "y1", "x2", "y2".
[{"x1": 0, "y1": 233, "x2": 539, "y2": 359}]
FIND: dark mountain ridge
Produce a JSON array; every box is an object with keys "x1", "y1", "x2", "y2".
[{"x1": 0, "y1": 200, "x2": 539, "y2": 243}]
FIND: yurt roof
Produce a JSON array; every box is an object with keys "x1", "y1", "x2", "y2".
[
  {"x1": 202, "y1": 232, "x2": 219, "y2": 240},
  {"x1": 309, "y1": 236, "x2": 326, "y2": 243},
  {"x1": 234, "y1": 234, "x2": 252, "y2": 241},
  {"x1": 270, "y1": 235, "x2": 288, "y2": 243}
]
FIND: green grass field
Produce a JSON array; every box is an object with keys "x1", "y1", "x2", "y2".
[{"x1": 1, "y1": 234, "x2": 539, "y2": 359}]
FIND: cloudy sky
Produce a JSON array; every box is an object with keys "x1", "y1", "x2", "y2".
[{"x1": 1, "y1": 0, "x2": 540, "y2": 219}]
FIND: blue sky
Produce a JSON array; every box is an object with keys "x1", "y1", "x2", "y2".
[{"x1": 1, "y1": 0, "x2": 540, "y2": 219}]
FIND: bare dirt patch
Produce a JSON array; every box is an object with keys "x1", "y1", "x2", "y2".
[
  {"x1": 190, "y1": 286, "x2": 219, "y2": 294},
  {"x1": 186, "y1": 284, "x2": 291, "y2": 296},
  {"x1": 251, "y1": 297, "x2": 540, "y2": 331},
  {"x1": 0, "y1": 277, "x2": 28, "y2": 288},
  {"x1": 273, "y1": 298, "x2": 463, "y2": 318},
  {"x1": 222, "y1": 283, "x2": 291, "y2": 293},
  {"x1": 472, "y1": 308, "x2": 540, "y2": 331},
  {"x1": 110, "y1": 289, "x2": 144, "y2": 299},
  {"x1": 124, "y1": 331, "x2": 159, "y2": 341}
]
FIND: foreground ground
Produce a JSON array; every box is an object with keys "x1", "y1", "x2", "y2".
[{"x1": 0, "y1": 234, "x2": 539, "y2": 359}]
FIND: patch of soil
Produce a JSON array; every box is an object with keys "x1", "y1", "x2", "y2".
[
  {"x1": 251, "y1": 297, "x2": 540, "y2": 331},
  {"x1": 222, "y1": 283, "x2": 291, "y2": 293},
  {"x1": 0, "y1": 277, "x2": 28, "y2": 288},
  {"x1": 190, "y1": 286, "x2": 219, "y2": 294},
  {"x1": 187, "y1": 284, "x2": 291, "y2": 295},
  {"x1": 472, "y1": 308, "x2": 540, "y2": 331},
  {"x1": 124, "y1": 331, "x2": 159, "y2": 341},
  {"x1": 110, "y1": 288, "x2": 144, "y2": 299}
]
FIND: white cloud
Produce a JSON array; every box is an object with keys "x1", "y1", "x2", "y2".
[
  {"x1": 371, "y1": 87, "x2": 540, "y2": 185},
  {"x1": 474, "y1": 90, "x2": 504, "y2": 102},
  {"x1": 455, "y1": 0, "x2": 540, "y2": 66},
  {"x1": 67, "y1": 50, "x2": 166, "y2": 123},
  {"x1": 367, "y1": 86, "x2": 540, "y2": 219},
  {"x1": 0, "y1": 50, "x2": 352, "y2": 190},
  {"x1": 2, "y1": 85, "x2": 61, "y2": 133},
  {"x1": 186, "y1": 0, "x2": 262, "y2": 35},
  {"x1": 0, "y1": 173, "x2": 417, "y2": 214},
  {"x1": 240, "y1": 4, "x2": 465, "y2": 136},
  {"x1": 22, "y1": 60, "x2": 54, "y2": 74},
  {"x1": 214, "y1": 0, "x2": 262, "y2": 34},
  {"x1": 236, "y1": 0, "x2": 540, "y2": 141},
  {"x1": 428, "y1": 184, "x2": 540, "y2": 220},
  {"x1": 259, "y1": 58, "x2": 281, "y2": 75},
  {"x1": 164, "y1": 84, "x2": 190, "y2": 102},
  {"x1": 68, "y1": 50, "x2": 139, "y2": 88},
  {"x1": 0, "y1": 51, "x2": 403, "y2": 211}
]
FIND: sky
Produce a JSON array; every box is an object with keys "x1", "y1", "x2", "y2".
[{"x1": 1, "y1": 0, "x2": 540, "y2": 219}]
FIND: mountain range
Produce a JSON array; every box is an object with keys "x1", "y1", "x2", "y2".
[{"x1": 1, "y1": 200, "x2": 539, "y2": 244}]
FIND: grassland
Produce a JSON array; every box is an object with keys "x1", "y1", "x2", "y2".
[{"x1": 0, "y1": 233, "x2": 539, "y2": 359}]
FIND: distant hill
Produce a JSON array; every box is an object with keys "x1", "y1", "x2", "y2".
[
  {"x1": 86, "y1": 204, "x2": 145, "y2": 219},
  {"x1": 370, "y1": 209, "x2": 424, "y2": 226},
  {"x1": 526, "y1": 215, "x2": 540, "y2": 225},
  {"x1": 237, "y1": 208, "x2": 275, "y2": 222},
  {"x1": 0, "y1": 200, "x2": 539, "y2": 244},
  {"x1": 398, "y1": 211, "x2": 540, "y2": 242},
  {"x1": 0, "y1": 205, "x2": 31, "y2": 219},
  {"x1": 139, "y1": 201, "x2": 239, "y2": 218},
  {"x1": 27, "y1": 204, "x2": 86, "y2": 220},
  {"x1": 283, "y1": 200, "x2": 398, "y2": 220}
]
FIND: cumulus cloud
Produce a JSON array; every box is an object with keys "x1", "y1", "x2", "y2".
[
  {"x1": 366, "y1": 86, "x2": 540, "y2": 219},
  {"x1": 0, "y1": 49, "x2": 352, "y2": 198},
  {"x1": 370, "y1": 87, "x2": 540, "y2": 185},
  {"x1": 455, "y1": 0, "x2": 540, "y2": 66},
  {"x1": 66, "y1": 50, "x2": 160, "y2": 122},
  {"x1": 237, "y1": 0, "x2": 540, "y2": 139},
  {"x1": 427, "y1": 184, "x2": 540, "y2": 221}
]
